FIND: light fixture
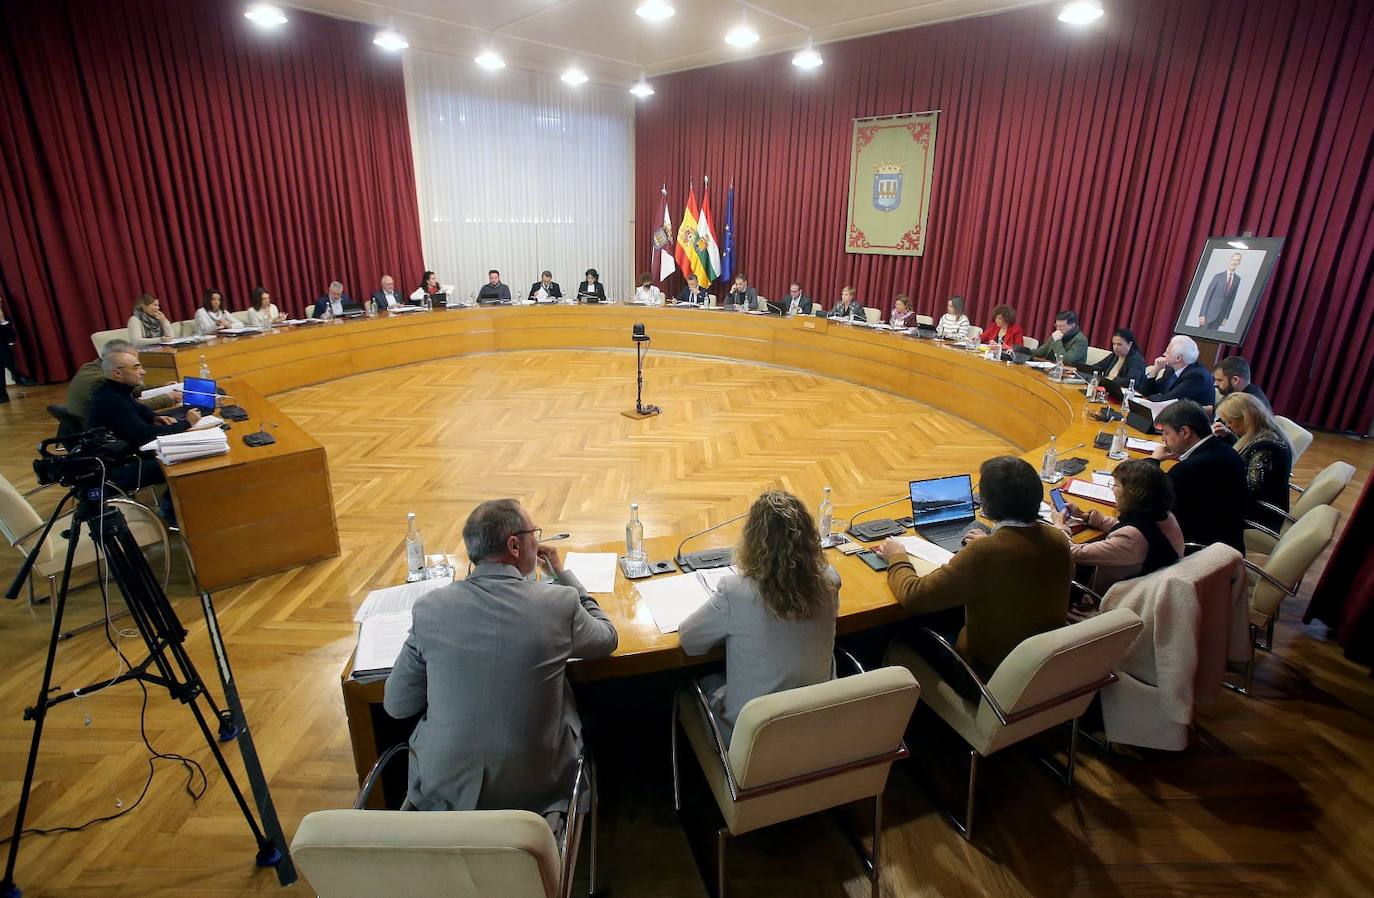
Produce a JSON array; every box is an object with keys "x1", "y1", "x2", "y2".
[
  {"x1": 475, "y1": 50, "x2": 505, "y2": 70},
  {"x1": 562, "y1": 68, "x2": 589, "y2": 86},
  {"x1": 1227, "y1": 240, "x2": 1249, "y2": 250},
  {"x1": 636, "y1": 1, "x2": 676, "y2": 22},
  {"x1": 373, "y1": 29, "x2": 410, "y2": 51},
  {"x1": 725, "y1": 25, "x2": 759, "y2": 47},
  {"x1": 792, "y1": 44, "x2": 822, "y2": 69},
  {"x1": 244, "y1": 3, "x2": 287, "y2": 28},
  {"x1": 1058, "y1": 1, "x2": 1104, "y2": 25},
  {"x1": 630, "y1": 79, "x2": 655, "y2": 98}
]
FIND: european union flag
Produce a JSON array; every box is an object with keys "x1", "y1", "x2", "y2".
[{"x1": 721, "y1": 184, "x2": 736, "y2": 282}]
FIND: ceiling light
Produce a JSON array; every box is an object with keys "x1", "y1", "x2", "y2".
[
  {"x1": 725, "y1": 25, "x2": 759, "y2": 48},
  {"x1": 475, "y1": 50, "x2": 505, "y2": 70},
  {"x1": 244, "y1": 3, "x2": 287, "y2": 28},
  {"x1": 562, "y1": 68, "x2": 589, "y2": 86},
  {"x1": 636, "y1": 2, "x2": 676, "y2": 22},
  {"x1": 1057, "y1": 1, "x2": 1104, "y2": 25},
  {"x1": 792, "y1": 47, "x2": 823, "y2": 69},
  {"x1": 630, "y1": 80, "x2": 655, "y2": 98},
  {"x1": 373, "y1": 29, "x2": 409, "y2": 51}
]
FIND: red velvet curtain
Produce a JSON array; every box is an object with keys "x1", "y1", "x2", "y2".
[
  {"x1": 0, "y1": 0, "x2": 424, "y2": 382},
  {"x1": 635, "y1": 0, "x2": 1374, "y2": 433}
]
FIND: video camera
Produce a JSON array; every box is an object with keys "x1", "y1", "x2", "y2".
[{"x1": 33, "y1": 429, "x2": 138, "y2": 489}]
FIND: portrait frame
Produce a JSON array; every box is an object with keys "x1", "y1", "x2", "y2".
[{"x1": 1173, "y1": 235, "x2": 1284, "y2": 347}]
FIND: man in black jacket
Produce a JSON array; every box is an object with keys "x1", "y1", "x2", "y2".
[
  {"x1": 780, "y1": 282, "x2": 813, "y2": 316},
  {"x1": 676, "y1": 274, "x2": 709, "y2": 306},
  {"x1": 1140, "y1": 335, "x2": 1215, "y2": 406},
  {"x1": 528, "y1": 271, "x2": 563, "y2": 302},
  {"x1": 1149, "y1": 400, "x2": 1247, "y2": 552}
]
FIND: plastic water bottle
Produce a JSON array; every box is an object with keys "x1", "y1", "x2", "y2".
[
  {"x1": 1085, "y1": 371, "x2": 1099, "y2": 401},
  {"x1": 818, "y1": 487, "x2": 834, "y2": 545},
  {"x1": 1040, "y1": 435, "x2": 1059, "y2": 482},
  {"x1": 422, "y1": 294, "x2": 432, "y2": 312},
  {"x1": 1108, "y1": 419, "x2": 1129, "y2": 461},
  {"x1": 198, "y1": 355, "x2": 210, "y2": 378},
  {"x1": 1051, "y1": 352, "x2": 1064, "y2": 382},
  {"x1": 404, "y1": 512, "x2": 426, "y2": 582},
  {"x1": 625, "y1": 503, "x2": 647, "y2": 576},
  {"x1": 1123, "y1": 377, "x2": 1136, "y2": 409}
]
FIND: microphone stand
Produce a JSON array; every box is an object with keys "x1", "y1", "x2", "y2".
[
  {"x1": 846, "y1": 494, "x2": 911, "y2": 541},
  {"x1": 635, "y1": 339, "x2": 660, "y2": 417},
  {"x1": 675, "y1": 511, "x2": 749, "y2": 571}
]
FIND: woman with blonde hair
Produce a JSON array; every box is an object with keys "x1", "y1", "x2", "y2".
[
  {"x1": 1217, "y1": 391, "x2": 1292, "y2": 531},
  {"x1": 679, "y1": 489, "x2": 840, "y2": 744},
  {"x1": 126, "y1": 294, "x2": 175, "y2": 345}
]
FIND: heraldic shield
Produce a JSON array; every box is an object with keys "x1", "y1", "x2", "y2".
[{"x1": 872, "y1": 164, "x2": 903, "y2": 211}]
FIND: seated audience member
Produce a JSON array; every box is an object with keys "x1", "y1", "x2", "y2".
[
  {"x1": 726, "y1": 274, "x2": 758, "y2": 310},
  {"x1": 528, "y1": 271, "x2": 563, "y2": 302},
  {"x1": 127, "y1": 294, "x2": 176, "y2": 346},
  {"x1": 677, "y1": 274, "x2": 710, "y2": 306},
  {"x1": 829, "y1": 286, "x2": 864, "y2": 320},
  {"x1": 981, "y1": 304, "x2": 1024, "y2": 350},
  {"x1": 875, "y1": 456, "x2": 1071, "y2": 696},
  {"x1": 1148, "y1": 400, "x2": 1248, "y2": 552},
  {"x1": 633, "y1": 272, "x2": 664, "y2": 305},
  {"x1": 577, "y1": 269, "x2": 606, "y2": 302},
  {"x1": 371, "y1": 275, "x2": 405, "y2": 311},
  {"x1": 1053, "y1": 459, "x2": 1183, "y2": 595},
  {"x1": 890, "y1": 295, "x2": 915, "y2": 328},
  {"x1": 0, "y1": 293, "x2": 36, "y2": 403},
  {"x1": 679, "y1": 490, "x2": 840, "y2": 745},
  {"x1": 781, "y1": 282, "x2": 813, "y2": 316},
  {"x1": 1212, "y1": 355, "x2": 1270, "y2": 412},
  {"x1": 88, "y1": 349, "x2": 201, "y2": 519},
  {"x1": 410, "y1": 270, "x2": 454, "y2": 303},
  {"x1": 194, "y1": 289, "x2": 235, "y2": 335},
  {"x1": 1030, "y1": 310, "x2": 1089, "y2": 365},
  {"x1": 312, "y1": 281, "x2": 356, "y2": 318},
  {"x1": 934, "y1": 294, "x2": 970, "y2": 340},
  {"x1": 1216, "y1": 392, "x2": 1293, "y2": 533},
  {"x1": 1089, "y1": 327, "x2": 1147, "y2": 388},
  {"x1": 1139, "y1": 335, "x2": 1215, "y2": 406},
  {"x1": 68, "y1": 339, "x2": 179, "y2": 425},
  {"x1": 383, "y1": 499, "x2": 617, "y2": 814},
  {"x1": 244, "y1": 287, "x2": 281, "y2": 328},
  {"x1": 477, "y1": 270, "x2": 512, "y2": 304}
]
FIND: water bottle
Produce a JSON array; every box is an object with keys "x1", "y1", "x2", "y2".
[
  {"x1": 198, "y1": 355, "x2": 210, "y2": 378},
  {"x1": 404, "y1": 512, "x2": 426, "y2": 582},
  {"x1": 818, "y1": 487, "x2": 834, "y2": 544},
  {"x1": 1040, "y1": 435, "x2": 1059, "y2": 482},
  {"x1": 1123, "y1": 377, "x2": 1136, "y2": 409},
  {"x1": 422, "y1": 294, "x2": 432, "y2": 312},
  {"x1": 625, "y1": 503, "x2": 647, "y2": 576},
  {"x1": 1108, "y1": 419, "x2": 1129, "y2": 460},
  {"x1": 1051, "y1": 352, "x2": 1064, "y2": 382},
  {"x1": 1085, "y1": 371, "x2": 1099, "y2": 401}
]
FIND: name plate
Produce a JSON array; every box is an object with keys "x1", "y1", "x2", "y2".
[{"x1": 799, "y1": 317, "x2": 828, "y2": 333}]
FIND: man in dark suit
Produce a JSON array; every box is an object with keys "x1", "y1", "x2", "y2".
[
  {"x1": 1149, "y1": 400, "x2": 1248, "y2": 552},
  {"x1": 370, "y1": 275, "x2": 405, "y2": 311},
  {"x1": 676, "y1": 274, "x2": 709, "y2": 306},
  {"x1": 1198, "y1": 252, "x2": 1243, "y2": 330},
  {"x1": 1139, "y1": 335, "x2": 1215, "y2": 406},
  {"x1": 781, "y1": 282, "x2": 814, "y2": 317},
  {"x1": 528, "y1": 271, "x2": 563, "y2": 302},
  {"x1": 726, "y1": 274, "x2": 758, "y2": 310},
  {"x1": 313, "y1": 281, "x2": 360, "y2": 317}
]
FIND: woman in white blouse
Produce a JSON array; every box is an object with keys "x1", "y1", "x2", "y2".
[
  {"x1": 194, "y1": 289, "x2": 236, "y2": 335},
  {"x1": 409, "y1": 270, "x2": 455, "y2": 302},
  {"x1": 934, "y1": 294, "x2": 970, "y2": 340},
  {"x1": 127, "y1": 294, "x2": 175, "y2": 345},
  {"x1": 244, "y1": 287, "x2": 282, "y2": 328},
  {"x1": 633, "y1": 272, "x2": 664, "y2": 305}
]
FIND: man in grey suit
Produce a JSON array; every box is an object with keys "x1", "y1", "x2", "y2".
[
  {"x1": 384, "y1": 499, "x2": 618, "y2": 815},
  {"x1": 1198, "y1": 252, "x2": 1244, "y2": 330}
]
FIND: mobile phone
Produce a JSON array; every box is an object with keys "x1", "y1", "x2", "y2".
[
  {"x1": 1050, "y1": 488, "x2": 1067, "y2": 513},
  {"x1": 857, "y1": 550, "x2": 890, "y2": 572}
]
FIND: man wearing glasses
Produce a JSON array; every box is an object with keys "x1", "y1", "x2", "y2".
[
  {"x1": 783, "y1": 282, "x2": 813, "y2": 316},
  {"x1": 385, "y1": 498, "x2": 618, "y2": 818}
]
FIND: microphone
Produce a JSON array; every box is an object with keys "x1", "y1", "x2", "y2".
[
  {"x1": 846, "y1": 494, "x2": 911, "y2": 541},
  {"x1": 675, "y1": 511, "x2": 749, "y2": 571}
]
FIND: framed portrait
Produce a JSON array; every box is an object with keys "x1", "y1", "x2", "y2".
[{"x1": 1173, "y1": 236, "x2": 1284, "y2": 347}]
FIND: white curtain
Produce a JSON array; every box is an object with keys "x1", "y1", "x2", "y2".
[{"x1": 403, "y1": 50, "x2": 635, "y2": 302}]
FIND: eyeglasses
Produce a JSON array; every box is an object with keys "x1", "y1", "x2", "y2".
[{"x1": 510, "y1": 527, "x2": 542, "y2": 543}]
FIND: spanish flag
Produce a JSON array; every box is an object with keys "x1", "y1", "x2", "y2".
[{"x1": 675, "y1": 186, "x2": 709, "y2": 285}]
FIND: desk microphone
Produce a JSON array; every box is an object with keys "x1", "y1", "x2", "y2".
[
  {"x1": 846, "y1": 494, "x2": 911, "y2": 541},
  {"x1": 675, "y1": 511, "x2": 748, "y2": 571},
  {"x1": 244, "y1": 419, "x2": 277, "y2": 447}
]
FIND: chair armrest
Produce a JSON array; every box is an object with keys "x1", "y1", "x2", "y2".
[
  {"x1": 559, "y1": 749, "x2": 588, "y2": 877},
  {"x1": 1071, "y1": 579, "x2": 1106, "y2": 608},
  {"x1": 835, "y1": 648, "x2": 865, "y2": 677},
  {"x1": 21, "y1": 481, "x2": 59, "y2": 500},
  {"x1": 686, "y1": 677, "x2": 742, "y2": 800},
  {"x1": 1244, "y1": 520, "x2": 1281, "y2": 540},
  {"x1": 1289, "y1": 480, "x2": 1306, "y2": 495},
  {"x1": 1241, "y1": 558, "x2": 1299, "y2": 597},
  {"x1": 1257, "y1": 500, "x2": 1296, "y2": 524},
  {"x1": 352, "y1": 743, "x2": 411, "y2": 809},
  {"x1": 914, "y1": 628, "x2": 1009, "y2": 726},
  {"x1": 107, "y1": 498, "x2": 170, "y2": 544},
  {"x1": 1183, "y1": 542, "x2": 1208, "y2": 555}
]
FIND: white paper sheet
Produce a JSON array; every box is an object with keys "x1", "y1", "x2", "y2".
[
  {"x1": 1025, "y1": 360, "x2": 1057, "y2": 370},
  {"x1": 140, "y1": 382, "x2": 184, "y2": 400},
  {"x1": 1066, "y1": 479, "x2": 1117, "y2": 505},
  {"x1": 563, "y1": 552, "x2": 618, "y2": 594},
  {"x1": 892, "y1": 536, "x2": 954, "y2": 567},
  {"x1": 354, "y1": 611, "x2": 414, "y2": 673},
  {"x1": 353, "y1": 578, "x2": 451, "y2": 623},
  {"x1": 1126, "y1": 437, "x2": 1162, "y2": 453},
  {"x1": 1091, "y1": 472, "x2": 1116, "y2": 487},
  {"x1": 637, "y1": 574, "x2": 713, "y2": 634}
]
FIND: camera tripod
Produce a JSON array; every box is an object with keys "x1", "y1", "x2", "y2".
[{"x1": 3, "y1": 473, "x2": 295, "y2": 896}]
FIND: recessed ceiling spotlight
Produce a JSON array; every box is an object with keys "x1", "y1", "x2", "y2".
[
  {"x1": 475, "y1": 50, "x2": 505, "y2": 70},
  {"x1": 630, "y1": 80, "x2": 655, "y2": 98},
  {"x1": 1058, "y1": 1, "x2": 1104, "y2": 25},
  {"x1": 792, "y1": 46, "x2": 823, "y2": 69},
  {"x1": 562, "y1": 68, "x2": 589, "y2": 86},
  {"x1": 244, "y1": 3, "x2": 287, "y2": 28},
  {"x1": 725, "y1": 25, "x2": 759, "y2": 48},
  {"x1": 373, "y1": 29, "x2": 410, "y2": 51},
  {"x1": 636, "y1": 2, "x2": 676, "y2": 22}
]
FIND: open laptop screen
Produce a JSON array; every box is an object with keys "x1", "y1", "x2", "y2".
[
  {"x1": 910, "y1": 475, "x2": 975, "y2": 527},
  {"x1": 182, "y1": 376, "x2": 218, "y2": 411}
]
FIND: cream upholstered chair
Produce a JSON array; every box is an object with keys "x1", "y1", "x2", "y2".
[
  {"x1": 90, "y1": 327, "x2": 129, "y2": 354},
  {"x1": 884, "y1": 608, "x2": 1142, "y2": 839},
  {"x1": 914, "y1": 314, "x2": 935, "y2": 327},
  {"x1": 292, "y1": 745, "x2": 597, "y2": 898},
  {"x1": 231, "y1": 310, "x2": 253, "y2": 325},
  {"x1": 1274, "y1": 415, "x2": 1312, "y2": 463},
  {"x1": 1245, "y1": 461, "x2": 1354, "y2": 555},
  {"x1": 175, "y1": 319, "x2": 198, "y2": 337},
  {"x1": 965, "y1": 325, "x2": 983, "y2": 344},
  {"x1": 1022, "y1": 335, "x2": 1040, "y2": 351},
  {"x1": 1244, "y1": 504, "x2": 1337, "y2": 653},
  {"x1": 671, "y1": 658, "x2": 919, "y2": 898},
  {"x1": 1085, "y1": 345, "x2": 1110, "y2": 365},
  {"x1": 863, "y1": 306, "x2": 882, "y2": 324}
]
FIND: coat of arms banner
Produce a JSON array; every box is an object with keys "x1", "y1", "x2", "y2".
[{"x1": 845, "y1": 111, "x2": 939, "y2": 256}]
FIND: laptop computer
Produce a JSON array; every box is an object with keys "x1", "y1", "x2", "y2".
[
  {"x1": 907, "y1": 474, "x2": 989, "y2": 552},
  {"x1": 430, "y1": 292, "x2": 449, "y2": 308},
  {"x1": 165, "y1": 376, "x2": 219, "y2": 422}
]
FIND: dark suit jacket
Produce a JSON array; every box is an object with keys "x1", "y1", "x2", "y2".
[
  {"x1": 781, "y1": 294, "x2": 813, "y2": 316},
  {"x1": 313, "y1": 294, "x2": 359, "y2": 317},
  {"x1": 1139, "y1": 361, "x2": 1215, "y2": 406},
  {"x1": 1200, "y1": 270, "x2": 1243, "y2": 327},
  {"x1": 677, "y1": 286, "x2": 710, "y2": 306},
  {"x1": 1152, "y1": 438, "x2": 1248, "y2": 552},
  {"x1": 370, "y1": 289, "x2": 406, "y2": 311},
  {"x1": 1089, "y1": 348, "x2": 1147, "y2": 388},
  {"x1": 726, "y1": 285, "x2": 758, "y2": 310},
  {"x1": 528, "y1": 281, "x2": 563, "y2": 300},
  {"x1": 576, "y1": 282, "x2": 606, "y2": 302}
]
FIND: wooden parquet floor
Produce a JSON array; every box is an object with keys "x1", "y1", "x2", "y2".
[{"x1": 2, "y1": 351, "x2": 1373, "y2": 898}]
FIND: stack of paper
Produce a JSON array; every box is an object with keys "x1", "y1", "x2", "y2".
[
  {"x1": 1066, "y1": 479, "x2": 1117, "y2": 505},
  {"x1": 350, "y1": 579, "x2": 453, "y2": 679},
  {"x1": 284, "y1": 318, "x2": 325, "y2": 326},
  {"x1": 1126, "y1": 437, "x2": 1163, "y2": 453},
  {"x1": 637, "y1": 574, "x2": 714, "y2": 634},
  {"x1": 387, "y1": 305, "x2": 425, "y2": 314},
  {"x1": 220, "y1": 326, "x2": 263, "y2": 335},
  {"x1": 157, "y1": 336, "x2": 207, "y2": 346},
  {"x1": 1025, "y1": 360, "x2": 1057, "y2": 370},
  {"x1": 353, "y1": 578, "x2": 451, "y2": 623},
  {"x1": 563, "y1": 552, "x2": 618, "y2": 594},
  {"x1": 140, "y1": 426, "x2": 229, "y2": 464}
]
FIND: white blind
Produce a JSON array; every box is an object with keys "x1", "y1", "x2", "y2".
[{"x1": 403, "y1": 50, "x2": 635, "y2": 302}]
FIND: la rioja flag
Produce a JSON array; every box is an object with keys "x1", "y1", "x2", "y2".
[{"x1": 651, "y1": 186, "x2": 676, "y2": 282}]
